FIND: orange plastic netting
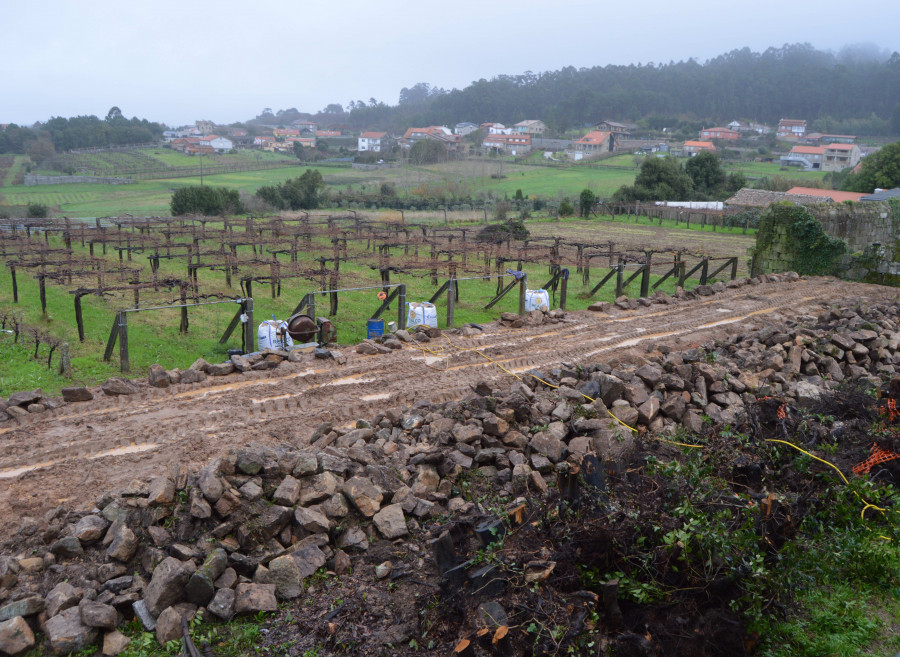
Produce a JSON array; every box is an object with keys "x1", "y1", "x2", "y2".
[{"x1": 853, "y1": 443, "x2": 900, "y2": 476}]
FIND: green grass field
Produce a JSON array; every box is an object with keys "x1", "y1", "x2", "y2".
[
  {"x1": 724, "y1": 160, "x2": 829, "y2": 182},
  {"x1": 0, "y1": 212, "x2": 737, "y2": 396}
]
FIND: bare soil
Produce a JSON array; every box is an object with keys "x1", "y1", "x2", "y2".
[{"x1": 1, "y1": 276, "x2": 897, "y2": 526}]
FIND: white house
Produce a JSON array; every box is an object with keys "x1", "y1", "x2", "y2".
[
  {"x1": 202, "y1": 136, "x2": 233, "y2": 153},
  {"x1": 358, "y1": 131, "x2": 387, "y2": 152}
]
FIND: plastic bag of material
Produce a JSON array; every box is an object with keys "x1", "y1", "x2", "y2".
[
  {"x1": 257, "y1": 320, "x2": 294, "y2": 351},
  {"x1": 525, "y1": 288, "x2": 550, "y2": 312},
  {"x1": 406, "y1": 302, "x2": 438, "y2": 328}
]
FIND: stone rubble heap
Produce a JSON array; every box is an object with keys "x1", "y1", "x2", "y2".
[{"x1": 3, "y1": 278, "x2": 900, "y2": 655}]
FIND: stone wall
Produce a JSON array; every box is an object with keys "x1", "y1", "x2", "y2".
[
  {"x1": 752, "y1": 201, "x2": 900, "y2": 279},
  {"x1": 24, "y1": 175, "x2": 134, "y2": 186}
]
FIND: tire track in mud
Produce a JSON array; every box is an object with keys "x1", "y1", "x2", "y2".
[{"x1": 0, "y1": 278, "x2": 895, "y2": 518}]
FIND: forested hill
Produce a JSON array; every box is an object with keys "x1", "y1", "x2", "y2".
[{"x1": 288, "y1": 44, "x2": 900, "y2": 134}]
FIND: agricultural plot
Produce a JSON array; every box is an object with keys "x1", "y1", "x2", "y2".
[{"x1": 0, "y1": 212, "x2": 749, "y2": 395}]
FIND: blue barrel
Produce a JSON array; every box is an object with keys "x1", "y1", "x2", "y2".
[{"x1": 366, "y1": 318, "x2": 384, "y2": 339}]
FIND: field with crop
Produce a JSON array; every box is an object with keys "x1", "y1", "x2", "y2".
[{"x1": 0, "y1": 211, "x2": 754, "y2": 396}]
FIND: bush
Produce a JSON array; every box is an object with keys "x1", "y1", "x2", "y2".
[
  {"x1": 170, "y1": 186, "x2": 243, "y2": 216},
  {"x1": 558, "y1": 200, "x2": 575, "y2": 216},
  {"x1": 26, "y1": 203, "x2": 49, "y2": 218},
  {"x1": 476, "y1": 218, "x2": 530, "y2": 244}
]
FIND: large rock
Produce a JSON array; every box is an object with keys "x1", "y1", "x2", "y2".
[
  {"x1": 45, "y1": 582, "x2": 82, "y2": 617},
  {"x1": 144, "y1": 557, "x2": 191, "y2": 617},
  {"x1": 207, "y1": 588, "x2": 235, "y2": 621},
  {"x1": 0, "y1": 597, "x2": 43, "y2": 621},
  {"x1": 0, "y1": 616, "x2": 35, "y2": 655},
  {"x1": 101, "y1": 378, "x2": 139, "y2": 396},
  {"x1": 272, "y1": 475, "x2": 302, "y2": 506},
  {"x1": 184, "y1": 549, "x2": 228, "y2": 606},
  {"x1": 148, "y1": 364, "x2": 170, "y2": 388},
  {"x1": 594, "y1": 373, "x2": 626, "y2": 406},
  {"x1": 6, "y1": 389, "x2": 42, "y2": 407},
  {"x1": 179, "y1": 369, "x2": 207, "y2": 384},
  {"x1": 342, "y1": 476, "x2": 383, "y2": 517},
  {"x1": 74, "y1": 515, "x2": 108, "y2": 544},
  {"x1": 106, "y1": 525, "x2": 138, "y2": 562},
  {"x1": 45, "y1": 606, "x2": 98, "y2": 655},
  {"x1": 61, "y1": 386, "x2": 93, "y2": 402},
  {"x1": 373, "y1": 504, "x2": 408, "y2": 539},
  {"x1": 155, "y1": 606, "x2": 184, "y2": 645},
  {"x1": 267, "y1": 556, "x2": 304, "y2": 599},
  {"x1": 300, "y1": 472, "x2": 341, "y2": 506},
  {"x1": 258, "y1": 505, "x2": 293, "y2": 540},
  {"x1": 206, "y1": 362, "x2": 235, "y2": 377},
  {"x1": 80, "y1": 601, "x2": 118, "y2": 629},
  {"x1": 234, "y1": 584, "x2": 277, "y2": 614},
  {"x1": 102, "y1": 629, "x2": 131, "y2": 656},
  {"x1": 294, "y1": 506, "x2": 331, "y2": 534},
  {"x1": 529, "y1": 432, "x2": 567, "y2": 463},
  {"x1": 51, "y1": 536, "x2": 84, "y2": 559},
  {"x1": 198, "y1": 467, "x2": 224, "y2": 503}
]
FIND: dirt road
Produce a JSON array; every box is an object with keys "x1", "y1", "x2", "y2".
[{"x1": 1, "y1": 276, "x2": 897, "y2": 522}]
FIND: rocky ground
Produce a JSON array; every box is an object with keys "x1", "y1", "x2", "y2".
[{"x1": 1, "y1": 274, "x2": 900, "y2": 655}]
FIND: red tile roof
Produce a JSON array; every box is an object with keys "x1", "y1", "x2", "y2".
[
  {"x1": 790, "y1": 146, "x2": 825, "y2": 155},
  {"x1": 575, "y1": 130, "x2": 611, "y2": 144},
  {"x1": 361, "y1": 132, "x2": 387, "y2": 139},
  {"x1": 684, "y1": 141, "x2": 715, "y2": 149},
  {"x1": 787, "y1": 187, "x2": 865, "y2": 202}
]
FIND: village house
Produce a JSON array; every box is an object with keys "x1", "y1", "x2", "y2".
[
  {"x1": 782, "y1": 145, "x2": 825, "y2": 169},
  {"x1": 291, "y1": 121, "x2": 318, "y2": 134},
  {"x1": 400, "y1": 126, "x2": 460, "y2": 151},
  {"x1": 194, "y1": 120, "x2": 215, "y2": 135},
  {"x1": 823, "y1": 143, "x2": 861, "y2": 171},
  {"x1": 454, "y1": 122, "x2": 479, "y2": 136},
  {"x1": 777, "y1": 119, "x2": 807, "y2": 138},
  {"x1": 513, "y1": 120, "x2": 546, "y2": 136},
  {"x1": 699, "y1": 127, "x2": 739, "y2": 140},
  {"x1": 484, "y1": 123, "x2": 513, "y2": 135},
  {"x1": 683, "y1": 140, "x2": 716, "y2": 156},
  {"x1": 358, "y1": 131, "x2": 388, "y2": 152},
  {"x1": 595, "y1": 120, "x2": 634, "y2": 138},
  {"x1": 274, "y1": 128, "x2": 301, "y2": 138},
  {"x1": 569, "y1": 130, "x2": 613, "y2": 160},
  {"x1": 482, "y1": 134, "x2": 532, "y2": 156},
  {"x1": 170, "y1": 135, "x2": 233, "y2": 154}
]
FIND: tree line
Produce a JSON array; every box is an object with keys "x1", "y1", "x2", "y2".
[
  {"x1": 0, "y1": 107, "x2": 165, "y2": 157},
  {"x1": 254, "y1": 44, "x2": 900, "y2": 137}
]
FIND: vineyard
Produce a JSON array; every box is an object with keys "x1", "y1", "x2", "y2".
[{"x1": 0, "y1": 212, "x2": 754, "y2": 395}]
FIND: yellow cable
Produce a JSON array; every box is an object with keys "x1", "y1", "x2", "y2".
[{"x1": 764, "y1": 439, "x2": 849, "y2": 484}]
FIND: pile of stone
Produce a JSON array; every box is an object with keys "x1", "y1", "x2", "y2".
[
  {"x1": 588, "y1": 272, "x2": 800, "y2": 313},
  {"x1": 356, "y1": 325, "x2": 445, "y2": 354},
  {"x1": 497, "y1": 308, "x2": 568, "y2": 328},
  {"x1": 0, "y1": 390, "x2": 66, "y2": 421}
]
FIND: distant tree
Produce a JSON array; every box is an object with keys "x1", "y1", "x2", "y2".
[
  {"x1": 26, "y1": 135, "x2": 56, "y2": 165},
  {"x1": 321, "y1": 103, "x2": 344, "y2": 114},
  {"x1": 614, "y1": 156, "x2": 694, "y2": 202},
  {"x1": 26, "y1": 203, "x2": 49, "y2": 218},
  {"x1": 170, "y1": 186, "x2": 243, "y2": 216},
  {"x1": 684, "y1": 151, "x2": 726, "y2": 198},
  {"x1": 892, "y1": 103, "x2": 900, "y2": 134},
  {"x1": 493, "y1": 201, "x2": 512, "y2": 222},
  {"x1": 257, "y1": 169, "x2": 327, "y2": 210},
  {"x1": 409, "y1": 139, "x2": 447, "y2": 165},
  {"x1": 579, "y1": 189, "x2": 597, "y2": 217},
  {"x1": 105, "y1": 106, "x2": 124, "y2": 124},
  {"x1": 558, "y1": 200, "x2": 575, "y2": 216},
  {"x1": 844, "y1": 139, "x2": 900, "y2": 192}
]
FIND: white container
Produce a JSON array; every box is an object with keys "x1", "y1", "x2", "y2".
[
  {"x1": 257, "y1": 320, "x2": 295, "y2": 351},
  {"x1": 406, "y1": 302, "x2": 438, "y2": 328},
  {"x1": 525, "y1": 288, "x2": 551, "y2": 312}
]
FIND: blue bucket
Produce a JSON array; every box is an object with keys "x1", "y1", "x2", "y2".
[{"x1": 366, "y1": 318, "x2": 384, "y2": 339}]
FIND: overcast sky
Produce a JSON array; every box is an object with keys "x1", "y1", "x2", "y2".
[{"x1": 2, "y1": 0, "x2": 897, "y2": 128}]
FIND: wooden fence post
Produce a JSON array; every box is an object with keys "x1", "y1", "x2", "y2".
[
  {"x1": 74, "y1": 294, "x2": 85, "y2": 342},
  {"x1": 244, "y1": 298, "x2": 255, "y2": 353},
  {"x1": 518, "y1": 277, "x2": 526, "y2": 316},
  {"x1": 118, "y1": 312, "x2": 129, "y2": 373},
  {"x1": 398, "y1": 285, "x2": 407, "y2": 330},
  {"x1": 446, "y1": 277, "x2": 455, "y2": 327},
  {"x1": 10, "y1": 265, "x2": 17, "y2": 303}
]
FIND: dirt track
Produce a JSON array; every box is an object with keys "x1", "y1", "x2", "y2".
[{"x1": 1, "y1": 276, "x2": 898, "y2": 523}]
